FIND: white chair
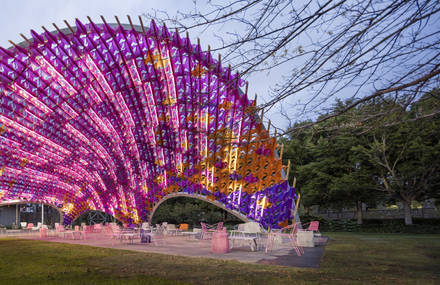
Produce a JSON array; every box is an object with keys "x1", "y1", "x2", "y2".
[
  {"x1": 166, "y1": 224, "x2": 177, "y2": 236},
  {"x1": 141, "y1": 223, "x2": 150, "y2": 230},
  {"x1": 32, "y1": 222, "x2": 42, "y2": 231},
  {"x1": 229, "y1": 222, "x2": 265, "y2": 251},
  {"x1": 154, "y1": 224, "x2": 163, "y2": 234},
  {"x1": 20, "y1": 222, "x2": 27, "y2": 229}
]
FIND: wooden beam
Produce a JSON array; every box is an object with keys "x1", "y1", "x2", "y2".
[
  {"x1": 280, "y1": 143, "x2": 284, "y2": 160},
  {"x1": 293, "y1": 193, "x2": 301, "y2": 224}
]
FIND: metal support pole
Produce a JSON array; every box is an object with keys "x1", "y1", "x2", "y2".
[
  {"x1": 293, "y1": 193, "x2": 301, "y2": 223},
  {"x1": 60, "y1": 211, "x2": 64, "y2": 225},
  {"x1": 15, "y1": 204, "x2": 19, "y2": 225},
  {"x1": 41, "y1": 204, "x2": 44, "y2": 225}
]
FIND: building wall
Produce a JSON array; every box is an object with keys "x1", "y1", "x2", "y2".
[
  {"x1": 0, "y1": 206, "x2": 17, "y2": 226},
  {"x1": 0, "y1": 204, "x2": 61, "y2": 227}
]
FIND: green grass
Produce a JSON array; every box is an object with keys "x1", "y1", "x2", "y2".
[{"x1": 0, "y1": 233, "x2": 439, "y2": 284}]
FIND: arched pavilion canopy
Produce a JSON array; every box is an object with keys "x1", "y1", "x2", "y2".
[{"x1": 0, "y1": 17, "x2": 296, "y2": 228}]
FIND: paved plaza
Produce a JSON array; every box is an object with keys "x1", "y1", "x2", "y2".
[{"x1": 6, "y1": 231, "x2": 327, "y2": 268}]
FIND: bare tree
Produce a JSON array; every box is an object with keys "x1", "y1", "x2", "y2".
[{"x1": 145, "y1": 0, "x2": 440, "y2": 133}]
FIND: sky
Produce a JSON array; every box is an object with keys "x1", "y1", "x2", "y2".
[
  {"x1": 0, "y1": 0, "x2": 185, "y2": 45},
  {"x1": 0, "y1": 0, "x2": 283, "y2": 129}
]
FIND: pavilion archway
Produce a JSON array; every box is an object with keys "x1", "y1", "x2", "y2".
[
  {"x1": 0, "y1": 17, "x2": 297, "y2": 229},
  {"x1": 148, "y1": 193, "x2": 252, "y2": 224},
  {"x1": 72, "y1": 210, "x2": 119, "y2": 225}
]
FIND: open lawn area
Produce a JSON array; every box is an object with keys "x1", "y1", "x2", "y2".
[{"x1": 0, "y1": 233, "x2": 438, "y2": 284}]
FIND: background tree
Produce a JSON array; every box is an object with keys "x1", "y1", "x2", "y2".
[
  {"x1": 152, "y1": 197, "x2": 242, "y2": 226},
  {"x1": 353, "y1": 94, "x2": 440, "y2": 225},
  {"x1": 283, "y1": 102, "x2": 381, "y2": 224},
  {"x1": 282, "y1": 93, "x2": 439, "y2": 224}
]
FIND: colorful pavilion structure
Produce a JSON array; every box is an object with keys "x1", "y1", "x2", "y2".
[{"x1": 0, "y1": 17, "x2": 297, "y2": 228}]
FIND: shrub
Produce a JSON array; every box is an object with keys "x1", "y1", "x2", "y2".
[{"x1": 299, "y1": 216, "x2": 440, "y2": 233}]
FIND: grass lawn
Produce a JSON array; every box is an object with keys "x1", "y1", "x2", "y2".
[{"x1": 0, "y1": 233, "x2": 438, "y2": 284}]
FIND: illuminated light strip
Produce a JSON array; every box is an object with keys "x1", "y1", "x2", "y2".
[
  {"x1": 102, "y1": 118, "x2": 123, "y2": 146},
  {"x1": 86, "y1": 85, "x2": 103, "y2": 104},
  {"x1": 92, "y1": 171, "x2": 107, "y2": 193},
  {"x1": 0, "y1": 114, "x2": 71, "y2": 157},
  {"x1": 90, "y1": 138, "x2": 115, "y2": 169},
  {"x1": 0, "y1": 137, "x2": 23, "y2": 153},
  {"x1": 141, "y1": 161, "x2": 150, "y2": 180},
  {"x1": 71, "y1": 171, "x2": 96, "y2": 189},
  {"x1": 27, "y1": 60, "x2": 52, "y2": 83},
  {"x1": 90, "y1": 173, "x2": 108, "y2": 208},
  {"x1": 117, "y1": 185, "x2": 128, "y2": 213},
  {"x1": 65, "y1": 123, "x2": 90, "y2": 145},
  {"x1": 163, "y1": 48, "x2": 183, "y2": 168},
  {"x1": 144, "y1": 83, "x2": 159, "y2": 126},
  {"x1": 77, "y1": 146, "x2": 90, "y2": 157},
  {"x1": 4, "y1": 148, "x2": 48, "y2": 167},
  {"x1": 76, "y1": 57, "x2": 106, "y2": 104},
  {"x1": 34, "y1": 57, "x2": 76, "y2": 97},
  {"x1": 173, "y1": 48, "x2": 191, "y2": 168},
  {"x1": 122, "y1": 159, "x2": 135, "y2": 190},
  {"x1": 127, "y1": 65, "x2": 157, "y2": 146},
  {"x1": 71, "y1": 184, "x2": 85, "y2": 199},
  {"x1": 84, "y1": 53, "x2": 139, "y2": 171},
  {"x1": 83, "y1": 54, "x2": 115, "y2": 100},
  {"x1": 254, "y1": 193, "x2": 259, "y2": 218},
  {"x1": 237, "y1": 185, "x2": 242, "y2": 209},
  {"x1": 114, "y1": 91, "x2": 136, "y2": 129},
  {"x1": 53, "y1": 165, "x2": 81, "y2": 182},
  {"x1": 59, "y1": 101, "x2": 79, "y2": 120},
  {"x1": 90, "y1": 187, "x2": 103, "y2": 209},
  {"x1": 20, "y1": 110, "x2": 44, "y2": 130},
  {"x1": 125, "y1": 59, "x2": 157, "y2": 164},
  {"x1": 11, "y1": 83, "x2": 52, "y2": 114},
  {"x1": 203, "y1": 112, "x2": 209, "y2": 188},
  {"x1": 128, "y1": 132, "x2": 141, "y2": 161},
  {"x1": 79, "y1": 157, "x2": 88, "y2": 166},
  {"x1": 260, "y1": 196, "x2": 267, "y2": 217},
  {"x1": 87, "y1": 108, "x2": 111, "y2": 135},
  {"x1": 113, "y1": 144, "x2": 127, "y2": 166},
  {"x1": 235, "y1": 115, "x2": 243, "y2": 145},
  {"x1": 3, "y1": 166, "x2": 76, "y2": 193},
  {"x1": 0, "y1": 166, "x2": 23, "y2": 177}
]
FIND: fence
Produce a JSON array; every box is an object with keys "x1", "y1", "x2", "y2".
[{"x1": 315, "y1": 208, "x2": 440, "y2": 220}]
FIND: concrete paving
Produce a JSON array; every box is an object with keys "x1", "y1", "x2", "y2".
[{"x1": 14, "y1": 232, "x2": 327, "y2": 268}]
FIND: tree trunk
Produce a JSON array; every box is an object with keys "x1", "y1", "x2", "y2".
[
  {"x1": 403, "y1": 200, "x2": 413, "y2": 225},
  {"x1": 356, "y1": 200, "x2": 363, "y2": 225},
  {"x1": 305, "y1": 206, "x2": 310, "y2": 215}
]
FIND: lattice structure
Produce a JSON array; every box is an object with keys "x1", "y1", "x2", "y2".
[{"x1": 0, "y1": 18, "x2": 297, "y2": 228}]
